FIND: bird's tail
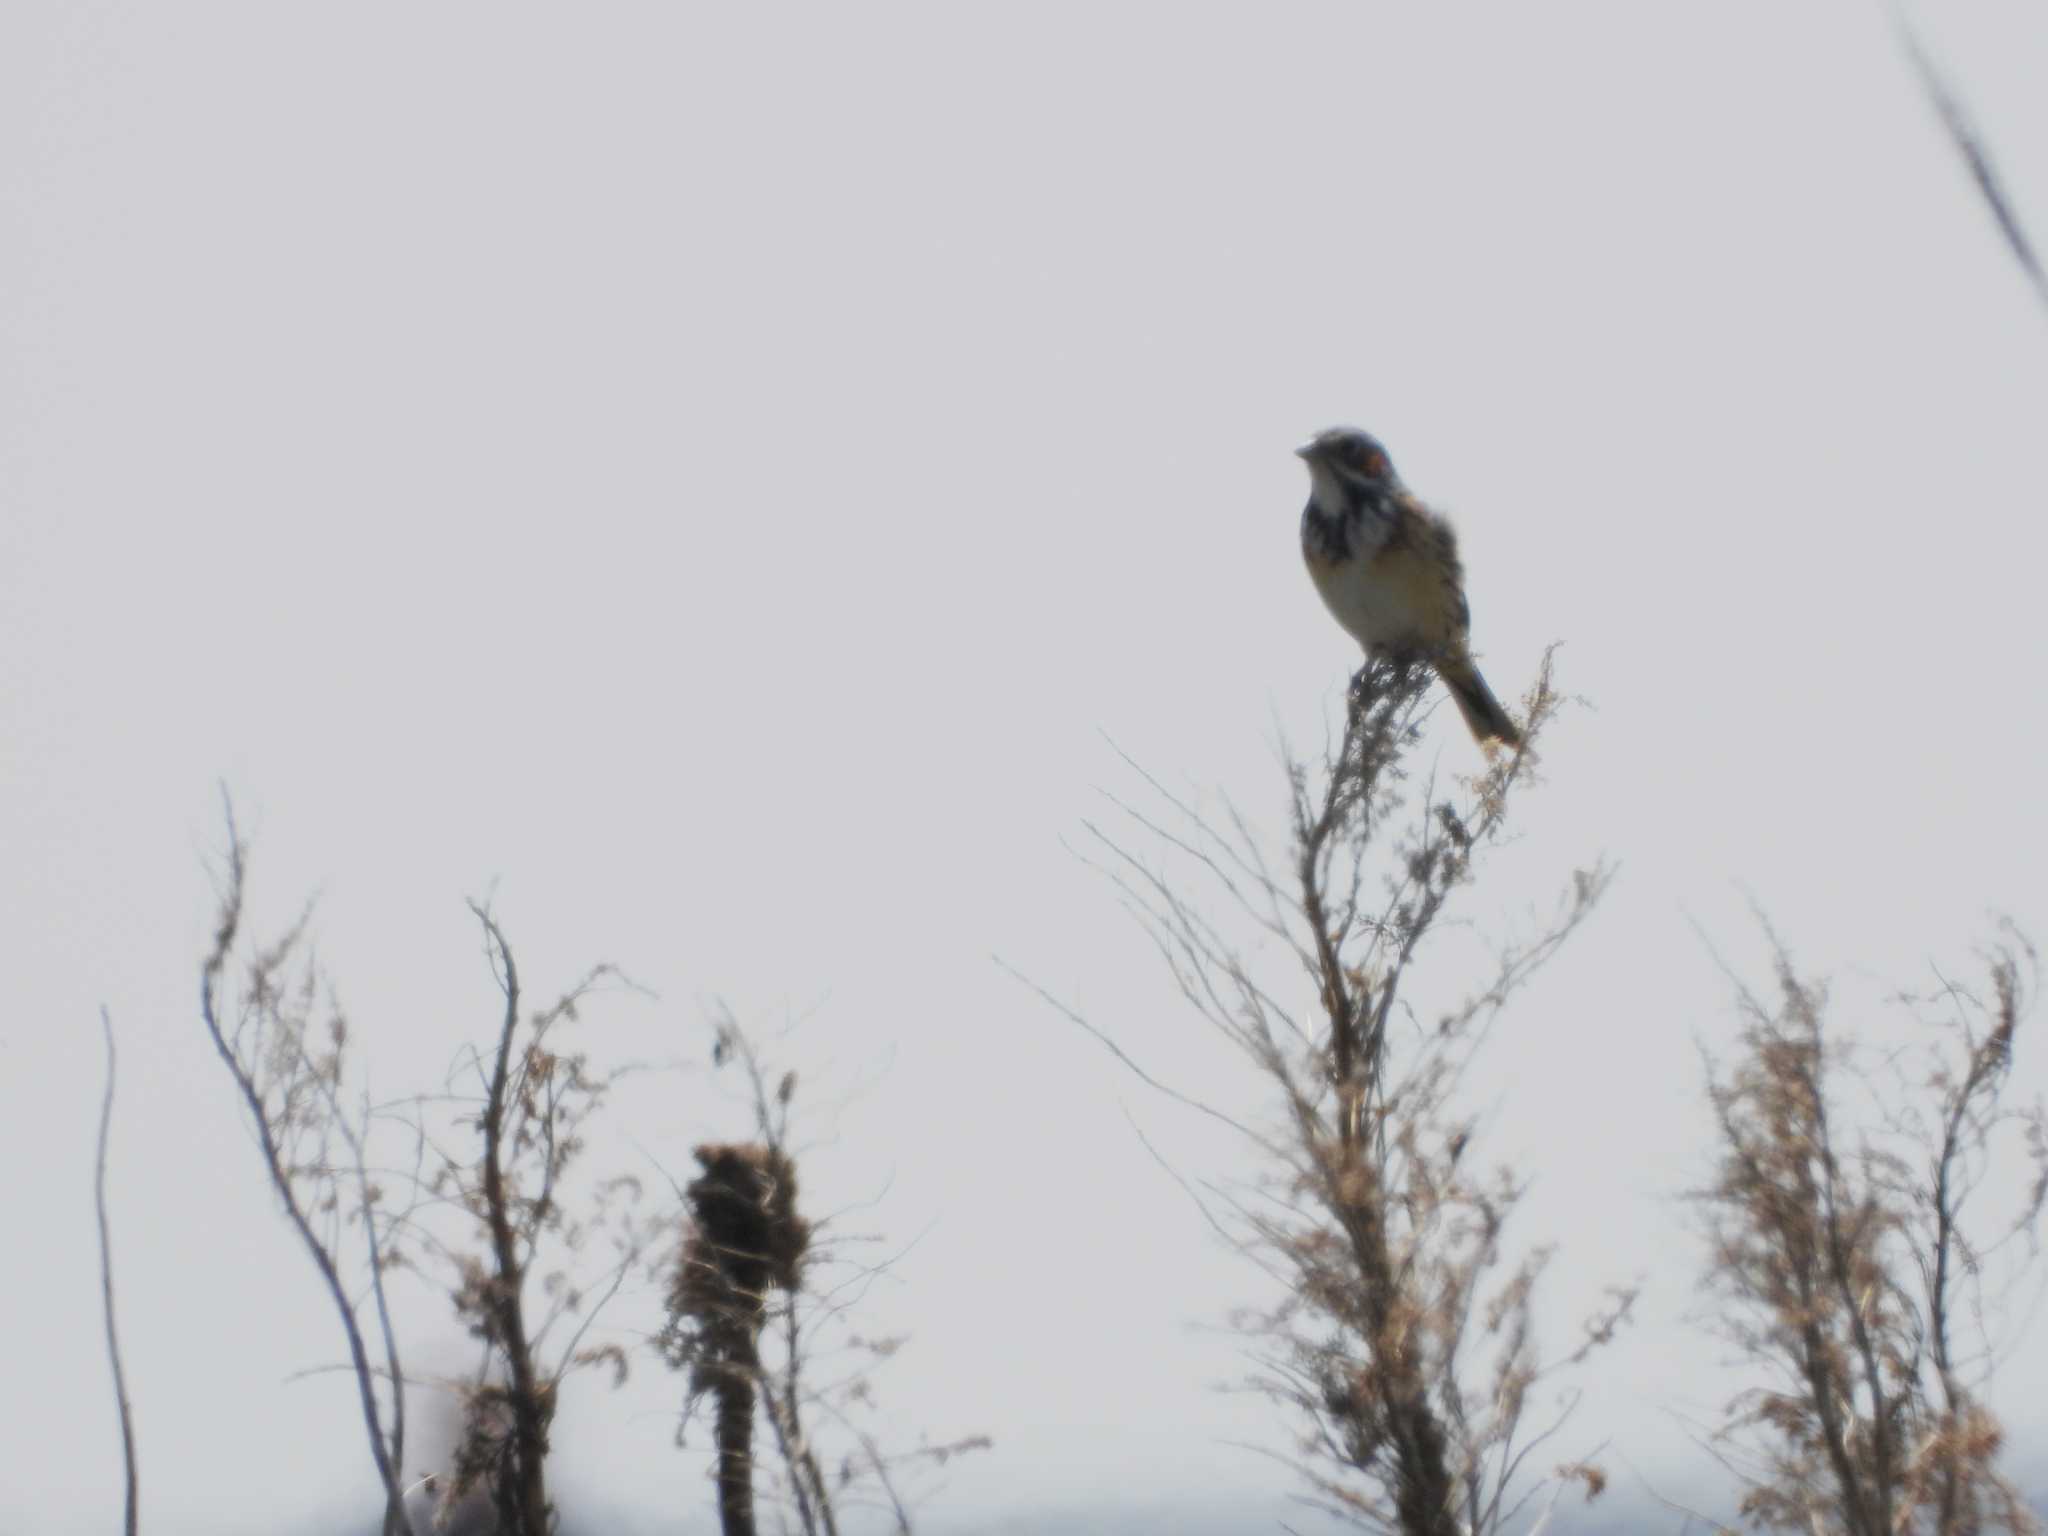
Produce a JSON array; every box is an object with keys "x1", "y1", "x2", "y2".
[{"x1": 1438, "y1": 655, "x2": 1522, "y2": 747}]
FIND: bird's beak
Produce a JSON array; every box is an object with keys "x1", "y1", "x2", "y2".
[{"x1": 1295, "y1": 442, "x2": 1317, "y2": 462}]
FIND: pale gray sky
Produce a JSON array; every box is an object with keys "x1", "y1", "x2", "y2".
[{"x1": 4, "y1": 3, "x2": 2046, "y2": 1531}]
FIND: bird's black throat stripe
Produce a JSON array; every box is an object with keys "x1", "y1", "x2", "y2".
[
  {"x1": 1300, "y1": 502, "x2": 1350, "y2": 563},
  {"x1": 1300, "y1": 484, "x2": 1404, "y2": 564}
]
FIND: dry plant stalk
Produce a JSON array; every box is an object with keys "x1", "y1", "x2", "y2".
[
  {"x1": 198, "y1": 802, "x2": 414, "y2": 1536},
  {"x1": 1048, "y1": 652, "x2": 1626, "y2": 1536},
  {"x1": 660, "y1": 1020, "x2": 988, "y2": 1536},
  {"x1": 429, "y1": 904, "x2": 644, "y2": 1536},
  {"x1": 1695, "y1": 924, "x2": 2046, "y2": 1536},
  {"x1": 660, "y1": 1034, "x2": 815, "y2": 1536},
  {"x1": 198, "y1": 801, "x2": 647, "y2": 1536},
  {"x1": 671, "y1": 1140, "x2": 811, "y2": 1536}
]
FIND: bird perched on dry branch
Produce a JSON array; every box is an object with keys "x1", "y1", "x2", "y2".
[{"x1": 1297, "y1": 427, "x2": 1522, "y2": 746}]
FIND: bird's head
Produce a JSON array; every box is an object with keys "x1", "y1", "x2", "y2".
[{"x1": 1297, "y1": 427, "x2": 1397, "y2": 516}]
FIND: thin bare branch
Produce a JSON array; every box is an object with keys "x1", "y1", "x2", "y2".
[
  {"x1": 96, "y1": 1007, "x2": 139, "y2": 1536},
  {"x1": 1888, "y1": 4, "x2": 2048, "y2": 314}
]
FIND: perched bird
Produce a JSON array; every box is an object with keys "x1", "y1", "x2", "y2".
[{"x1": 1297, "y1": 427, "x2": 1522, "y2": 746}]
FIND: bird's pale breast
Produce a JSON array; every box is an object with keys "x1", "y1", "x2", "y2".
[{"x1": 1309, "y1": 542, "x2": 1461, "y2": 653}]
